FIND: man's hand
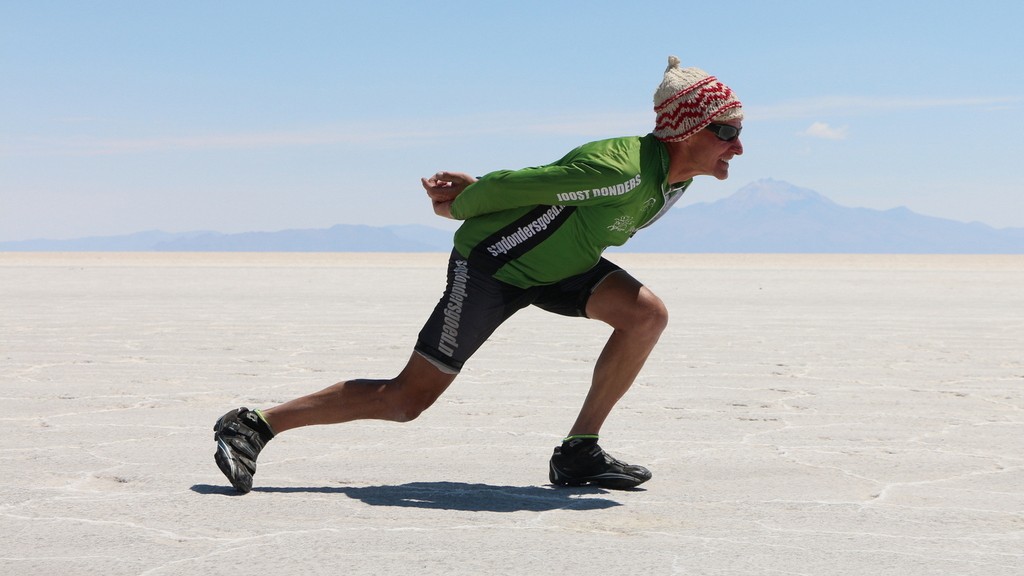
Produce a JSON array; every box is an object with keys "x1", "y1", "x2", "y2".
[{"x1": 421, "y1": 171, "x2": 477, "y2": 219}]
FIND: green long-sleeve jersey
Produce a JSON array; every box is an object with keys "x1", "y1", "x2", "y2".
[{"x1": 449, "y1": 133, "x2": 691, "y2": 288}]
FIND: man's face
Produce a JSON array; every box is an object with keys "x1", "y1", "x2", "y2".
[{"x1": 691, "y1": 119, "x2": 744, "y2": 180}]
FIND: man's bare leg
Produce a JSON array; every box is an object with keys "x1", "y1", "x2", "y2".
[
  {"x1": 263, "y1": 352, "x2": 458, "y2": 433},
  {"x1": 569, "y1": 270, "x2": 668, "y2": 436},
  {"x1": 214, "y1": 352, "x2": 456, "y2": 492}
]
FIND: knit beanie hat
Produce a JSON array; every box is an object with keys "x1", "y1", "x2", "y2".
[{"x1": 653, "y1": 55, "x2": 743, "y2": 142}]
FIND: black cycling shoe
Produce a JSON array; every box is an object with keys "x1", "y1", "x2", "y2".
[
  {"x1": 549, "y1": 437, "x2": 652, "y2": 490},
  {"x1": 213, "y1": 407, "x2": 274, "y2": 493}
]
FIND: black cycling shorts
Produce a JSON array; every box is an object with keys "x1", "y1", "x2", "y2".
[{"x1": 414, "y1": 249, "x2": 622, "y2": 374}]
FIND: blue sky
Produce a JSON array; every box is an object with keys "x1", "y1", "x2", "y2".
[{"x1": 2, "y1": 0, "x2": 1022, "y2": 241}]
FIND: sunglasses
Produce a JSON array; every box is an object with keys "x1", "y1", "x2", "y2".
[{"x1": 705, "y1": 123, "x2": 742, "y2": 142}]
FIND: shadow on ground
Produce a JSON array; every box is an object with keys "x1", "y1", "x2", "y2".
[{"x1": 191, "y1": 481, "x2": 624, "y2": 512}]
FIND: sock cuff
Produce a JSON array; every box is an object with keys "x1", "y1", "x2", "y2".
[
  {"x1": 253, "y1": 409, "x2": 276, "y2": 438},
  {"x1": 562, "y1": 434, "x2": 599, "y2": 443}
]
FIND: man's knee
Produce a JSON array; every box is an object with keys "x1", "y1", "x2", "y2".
[
  {"x1": 387, "y1": 357, "x2": 455, "y2": 422},
  {"x1": 633, "y1": 290, "x2": 669, "y2": 336},
  {"x1": 588, "y1": 271, "x2": 668, "y2": 336},
  {"x1": 380, "y1": 380, "x2": 439, "y2": 422}
]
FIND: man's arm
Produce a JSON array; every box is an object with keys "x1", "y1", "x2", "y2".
[
  {"x1": 424, "y1": 140, "x2": 641, "y2": 220},
  {"x1": 448, "y1": 161, "x2": 638, "y2": 220}
]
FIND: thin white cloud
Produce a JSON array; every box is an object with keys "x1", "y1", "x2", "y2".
[
  {"x1": 802, "y1": 122, "x2": 848, "y2": 140},
  {"x1": 751, "y1": 95, "x2": 1018, "y2": 121},
  {"x1": 18, "y1": 95, "x2": 1013, "y2": 157},
  {"x1": 3, "y1": 126, "x2": 438, "y2": 157},
  {"x1": 4, "y1": 111, "x2": 653, "y2": 157}
]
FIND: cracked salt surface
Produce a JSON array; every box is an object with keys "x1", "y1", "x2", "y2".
[{"x1": 1, "y1": 253, "x2": 1021, "y2": 575}]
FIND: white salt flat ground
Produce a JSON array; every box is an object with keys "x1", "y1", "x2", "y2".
[{"x1": 1, "y1": 252, "x2": 1022, "y2": 576}]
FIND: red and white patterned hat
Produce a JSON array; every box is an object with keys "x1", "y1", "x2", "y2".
[{"x1": 653, "y1": 56, "x2": 743, "y2": 142}]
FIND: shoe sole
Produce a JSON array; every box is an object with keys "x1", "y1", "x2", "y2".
[{"x1": 549, "y1": 462, "x2": 651, "y2": 490}]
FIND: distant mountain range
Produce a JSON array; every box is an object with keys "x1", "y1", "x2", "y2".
[
  {"x1": 621, "y1": 179, "x2": 1024, "y2": 254},
  {"x1": 4, "y1": 180, "x2": 1022, "y2": 253}
]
